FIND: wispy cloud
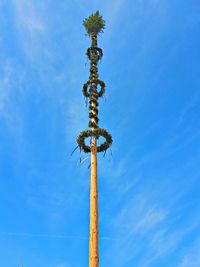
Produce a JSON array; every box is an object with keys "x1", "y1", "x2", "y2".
[
  {"x1": 13, "y1": 0, "x2": 46, "y2": 33},
  {"x1": 0, "y1": 231, "x2": 115, "y2": 241},
  {"x1": 177, "y1": 238, "x2": 200, "y2": 267},
  {"x1": 133, "y1": 206, "x2": 167, "y2": 234},
  {"x1": 12, "y1": 0, "x2": 47, "y2": 64},
  {"x1": 0, "y1": 231, "x2": 87, "y2": 240},
  {"x1": 65, "y1": 100, "x2": 88, "y2": 142},
  {"x1": 177, "y1": 91, "x2": 200, "y2": 127},
  {"x1": 0, "y1": 61, "x2": 12, "y2": 115}
]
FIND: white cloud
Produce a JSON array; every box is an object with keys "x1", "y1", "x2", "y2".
[
  {"x1": 12, "y1": 0, "x2": 47, "y2": 63},
  {"x1": 134, "y1": 206, "x2": 167, "y2": 233}
]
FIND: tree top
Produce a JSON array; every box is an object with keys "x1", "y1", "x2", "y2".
[{"x1": 83, "y1": 11, "x2": 105, "y2": 36}]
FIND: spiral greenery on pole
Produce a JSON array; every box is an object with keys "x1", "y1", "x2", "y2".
[{"x1": 77, "y1": 11, "x2": 112, "y2": 153}]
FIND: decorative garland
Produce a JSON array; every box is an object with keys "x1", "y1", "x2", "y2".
[
  {"x1": 88, "y1": 121, "x2": 98, "y2": 129},
  {"x1": 89, "y1": 99, "x2": 99, "y2": 107},
  {"x1": 77, "y1": 128, "x2": 112, "y2": 153},
  {"x1": 90, "y1": 105, "x2": 98, "y2": 114},
  {"x1": 89, "y1": 112, "x2": 99, "y2": 119},
  {"x1": 90, "y1": 66, "x2": 98, "y2": 76}
]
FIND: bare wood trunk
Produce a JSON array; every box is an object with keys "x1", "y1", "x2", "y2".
[{"x1": 89, "y1": 136, "x2": 99, "y2": 267}]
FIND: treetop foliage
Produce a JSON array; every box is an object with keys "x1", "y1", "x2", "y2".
[{"x1": 83, "y1": 11, "x2": 105, "y2": 36}]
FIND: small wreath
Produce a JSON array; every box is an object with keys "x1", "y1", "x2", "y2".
[
  {"x1": 86, "y1": 47, "x2": 103, "y2": 61},
  {"x1": 77, "y1": 128, "x2": 112, "y2": 153},
  {"x1": 82, "y1": 79, "x2": 105, "y2": 98}
]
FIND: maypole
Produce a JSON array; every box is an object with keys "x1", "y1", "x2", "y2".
[{"x1": 77, "y1": 11, "x2": 112, "y2": 267}]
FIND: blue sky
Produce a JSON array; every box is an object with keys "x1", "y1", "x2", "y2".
[{"x1": 0, "y1": 1, "x2": 200, "y2": 266}]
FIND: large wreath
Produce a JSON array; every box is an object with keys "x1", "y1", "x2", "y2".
[{"x1": 77, "y1": 128, "x2": 112, "y2": 153}]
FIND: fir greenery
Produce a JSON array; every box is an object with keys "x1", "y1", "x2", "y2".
[
  {"x1": 77, "y1": 128, "x2": 112, "y2": 153},
  {"x1": 77, "y1": 11, "x2": 112, "y2": 154},
  {"x1": 83, "y1": 11, "x2": 105, "y2": 36}
]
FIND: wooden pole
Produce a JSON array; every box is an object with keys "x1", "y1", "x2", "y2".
[
  {"x1": 89, "y1": 32, "x2": 99, "y2": 267},
  {"x1": 89, "y1": 136, "x2": 99, "y2": 267}
]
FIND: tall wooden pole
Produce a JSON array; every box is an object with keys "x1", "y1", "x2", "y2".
[
  {"x1": 89, "y1": 58, "x2": 99, "y2": 266},
  {"x1": 77, "y1": 11, "x2": 112, "y2": 267},
  {"x1": 89, "y1": 137, "x2": 98, "y2": 267}
]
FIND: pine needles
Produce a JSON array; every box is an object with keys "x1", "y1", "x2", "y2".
[{"x1": 83, "y1": 11, "x2": 105, "y2": 36}]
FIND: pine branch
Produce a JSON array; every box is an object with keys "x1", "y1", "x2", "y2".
[{"x1": 83, "y1": 11, "x2": 105, "y2": 36}]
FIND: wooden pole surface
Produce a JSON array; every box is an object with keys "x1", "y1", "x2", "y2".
[{"x1": 89, "y1": 136, "x2": 99, "y2": 267}]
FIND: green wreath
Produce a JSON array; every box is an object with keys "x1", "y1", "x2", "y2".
[
  {"x1": 82, "y1": 81, "x2": 90, "y2": 97},
  {"x1": 77, "y1": 128, "x2": 112, "y2": 153},
  {"x1": 86, "y1": 47, "x2": 103, "y2": 61},
  {"x1": 77, "y1": 130, "x2": 91, "y2": 153},
  {"x1": 82, "y1": 79, "x2": 105, "y2": 98},
  {"x1": 95, "y1": 128, "x2": 113, "y2": 152}
]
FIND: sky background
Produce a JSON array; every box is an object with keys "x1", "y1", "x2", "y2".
[{"x1": 0, "y1": 1, "x2": 200, "y2": 267}]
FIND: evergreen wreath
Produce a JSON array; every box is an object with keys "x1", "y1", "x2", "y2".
[
  {"x1": 86, "y1": 47, "x2": 103, "y2": 61},
  {"x1": 82, "y1": 81, "x2": 90, "y2": 97},
  {"x1": 82, "y1": 80, "x2": 105, "y2": 98},
  {"x1": 77, "y1": 128, "x2": 112, "y2": 153}
]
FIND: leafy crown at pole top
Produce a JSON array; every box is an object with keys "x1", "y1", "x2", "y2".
[{"x1": 83, "y1": 11, "x2": 105, "y2": 36}]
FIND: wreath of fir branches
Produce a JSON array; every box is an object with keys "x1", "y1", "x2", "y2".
[
  {"x1": 77, "y1": 128, "x2": 112, "y2": 153},
  {"x1": 82, "y1": 79, "x2": 105, "y2": 98},
  {"x1": 86, "y1": 47, "x2": 103, "y2": 61}
]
